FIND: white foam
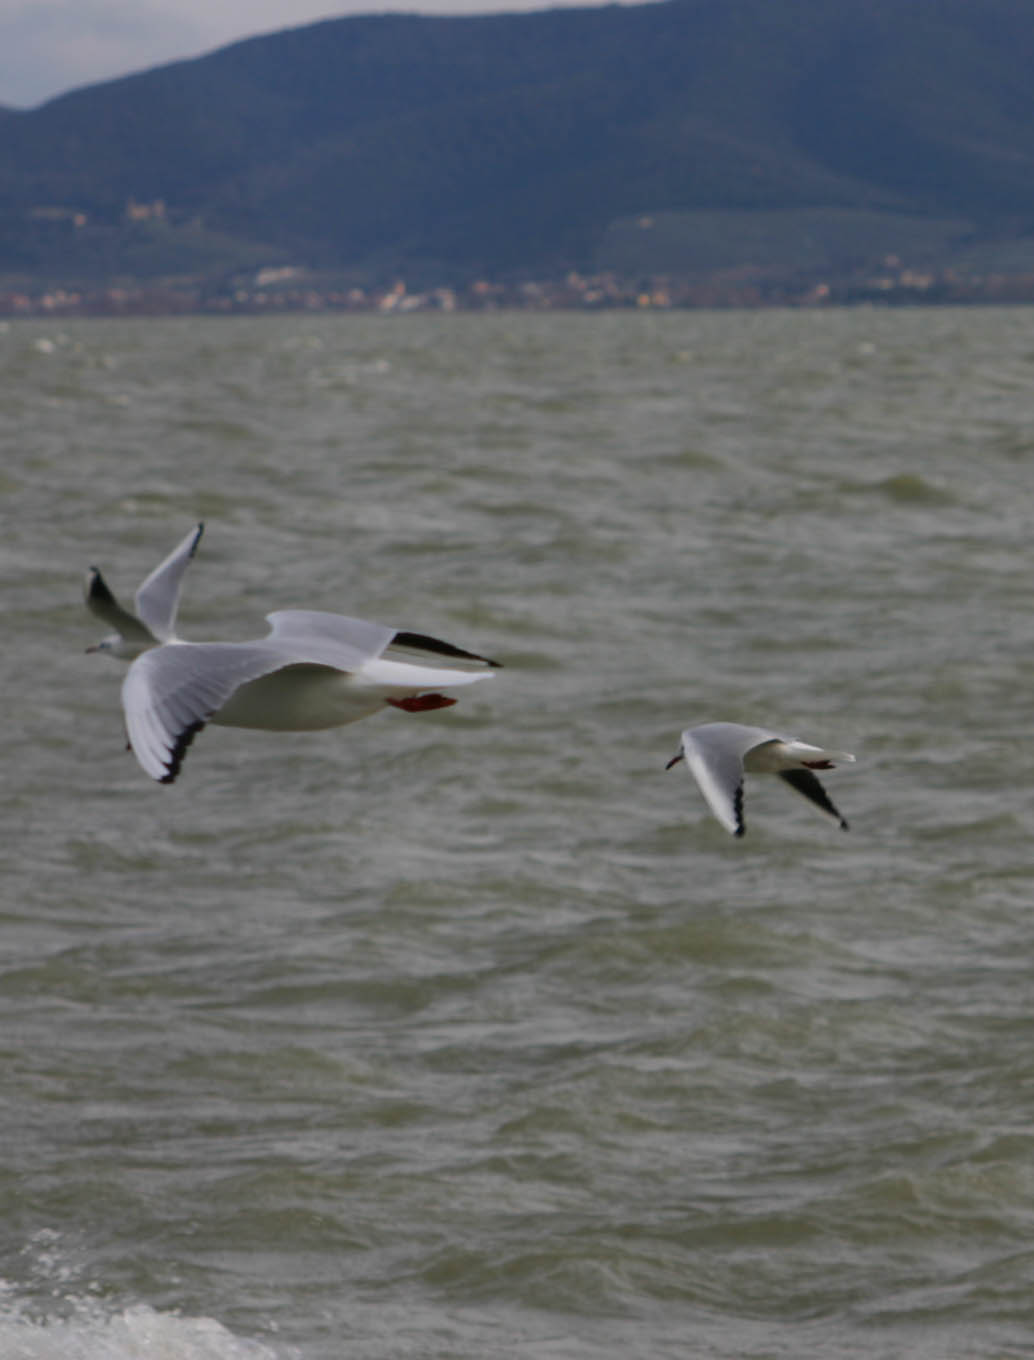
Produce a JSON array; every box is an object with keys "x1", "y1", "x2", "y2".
[{"x1": 0, "y1": 1296, "x2": 288, "y2": 1360}]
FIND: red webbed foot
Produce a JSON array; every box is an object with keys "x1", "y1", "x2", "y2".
[{"x1": 386, "y1": 693, "x2": 458, "y2": 713}]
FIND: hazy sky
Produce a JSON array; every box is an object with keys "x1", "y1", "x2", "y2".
[{"x1": 0, "y1": 0, "x2": 623, "y2": 109}]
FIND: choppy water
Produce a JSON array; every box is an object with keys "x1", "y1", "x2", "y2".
[{"x1": 3, "y1": 305, "x2": 1034, "y2": 1359}]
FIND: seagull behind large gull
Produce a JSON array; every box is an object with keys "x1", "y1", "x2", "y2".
[
  {"x1": 665, "y1": 722, "x2": 855, "y2": 837},
  {"x1": 86, "y1": 524, "x2": 501, "y2": 784}
]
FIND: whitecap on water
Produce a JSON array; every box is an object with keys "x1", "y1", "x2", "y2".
[{"x1": 0, "y1": 1294, "x2": 290, "y2": 1360}]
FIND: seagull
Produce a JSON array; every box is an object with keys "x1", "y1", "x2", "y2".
[
  {"x1": 86, "y1": 524, "x2": 501, "y2": 784},
  {"x1": 665, "y1": 722, "x2": 855, "y2": 837}
]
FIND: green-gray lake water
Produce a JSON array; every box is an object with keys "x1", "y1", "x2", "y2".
[{"x1": 2, "y1": 306, "x2": 1034, "y2": 1359}]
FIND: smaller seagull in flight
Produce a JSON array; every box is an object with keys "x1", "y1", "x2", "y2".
[
  {"x1": 86, "y1": 523, "x2": 500, "y2": 784},
  {"x1": 665, "y1": 722, "x2": 855, "y2": 837}
]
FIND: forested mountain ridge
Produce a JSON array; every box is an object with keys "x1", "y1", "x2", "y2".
[{"x1": 3, "y1": 0, "x2": 1034, "y2": 286}]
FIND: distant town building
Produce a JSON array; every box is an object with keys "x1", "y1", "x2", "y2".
[{"x1": 125, "y1": 198, "x2": 167, "y2": 222}]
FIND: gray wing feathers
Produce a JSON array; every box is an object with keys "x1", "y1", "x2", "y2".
[
  {"x1": 265, "y1": 611, "x2": 499, "y2": 672},
  {"x1": 681, "y1": 729, "x2": 750, "y2": 836},
  {"x1": 134, "y1": 523, "x2": 204, "y2": 641},
  {"x1": 265, "y1": 610, "x2": 397, "y2": 668},
  {"x1": 122, "y1": 641, "x2": 292, "y2": 782},
  {"x1": 704, "y1": 723, "x2": 782, "y2": 754}
]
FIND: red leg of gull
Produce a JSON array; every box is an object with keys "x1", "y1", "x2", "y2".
[{"x1": 386, "y1": 694, "x2": 458, "y2": 712}]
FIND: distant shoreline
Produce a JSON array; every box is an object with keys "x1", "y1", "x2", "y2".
[{"x1": 5, "y1": 266, "x2": 1034, "y2": 319}]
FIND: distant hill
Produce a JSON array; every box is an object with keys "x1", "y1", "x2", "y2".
[{"x1": 3, "y1": 0, "x2": 1034, "y2": 285}]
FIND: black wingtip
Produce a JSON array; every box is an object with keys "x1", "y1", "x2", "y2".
[
  {"x1": 392, "y1": 629, "x2": 501, "y2": 668},
  {"x1": 779, "y1": 769, "x2": 849, "y2": 831},
  {"x1": 158, "y1": 719, "x2": 206, "y2": 785},
  {"x1": 86, "y1": 567, "x2": 118, "y2": 606}
]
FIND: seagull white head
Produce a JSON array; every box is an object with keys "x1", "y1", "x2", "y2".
[{"x1": 84, "y1": 625, "x2": 149, "y2": 660}]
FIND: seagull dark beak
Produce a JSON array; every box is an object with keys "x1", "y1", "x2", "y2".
[{"x1": 664, "y1": 751, "x2": 684, "y2": 770}]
